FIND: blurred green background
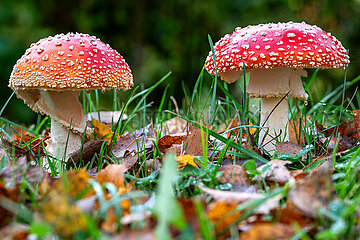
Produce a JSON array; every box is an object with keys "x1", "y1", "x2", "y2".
[{"x1": 1, "y1": 0, "x2": 359, "y2": 124}]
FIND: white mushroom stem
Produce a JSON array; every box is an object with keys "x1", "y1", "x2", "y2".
[
  {"x1": 219, "y1": 68, "x2": 308, "y2": 153},
  {"x1": 46, "y1": 118, "x2": 83, "y2": 161},
  {"x1": 39, "y1": 90, "x2": 88, "y2": 162},
  {"x1": 248, "y1": 68, "x2": 308, "y2": 152},
  {"x1": 259, "y1": 98, "x2": 288, "y2": 152},
  {"x1": 15, "y1": 89, "x2": 90, "y2": 162}
]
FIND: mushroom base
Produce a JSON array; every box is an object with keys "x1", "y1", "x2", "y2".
[
  {"x1": 259, "y1": 98, "x2": 289, "y2": 153},
  {"x1": 44, "y1": 119, "x2": 83, "y2": 168}
]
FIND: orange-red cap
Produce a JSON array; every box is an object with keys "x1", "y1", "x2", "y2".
[
  {"x1": 9, "y1": 33, "x2": 133, "y2": 91},
  {"x1": 205, "y1": 22, "x2": 349, "y2": 75}
]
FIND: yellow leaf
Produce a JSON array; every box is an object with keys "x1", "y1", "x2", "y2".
[
  {"x1": 176, "y1": 155, "x2": 198, "y2": 170},
  {"x1": 40, "y1": 192, "x2": 87, "y2": 238},
  {"x1": 92, "y1": 119, "x2": 120, "y2": 143}
]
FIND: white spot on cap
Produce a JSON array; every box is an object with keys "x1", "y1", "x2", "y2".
[
  {"x1": 37, "y1": 47, "x2": 44, "y2": 53},
  {"x1": 241, "y1": 44, "x2": 249, "y2": 49},
  {"x1": 42, "y1": 54, "x2": 48, "y2": 61},
  {"x1": 287, "y1": 33, "x2": 296, "y2": 38},
  {"x1": 68, "y1": 60, "x2": 75, "y2": 67}
]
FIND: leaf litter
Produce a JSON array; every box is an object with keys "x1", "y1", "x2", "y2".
[{"x1": 1, "y1": 107, "x2": 360, "y2": 239}]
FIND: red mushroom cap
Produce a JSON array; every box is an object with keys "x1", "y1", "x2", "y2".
[
  {"x1": 205, "y1": 22, "x2": 349, "y2": 75},
  {"x1": 9, "y1": 33, "x2": 133, "y2": 91}
]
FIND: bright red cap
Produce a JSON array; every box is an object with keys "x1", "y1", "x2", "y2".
[
  {"x1": 205, "y1": 22, "x2": 349, "y2": 75},
  {"x1": 9, "y1": 33, "x2": 133, "y2": 91}
]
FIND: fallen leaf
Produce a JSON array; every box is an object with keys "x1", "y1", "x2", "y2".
[
  {"x1": 338, "y1": 110, "x2": 360, "y2": 151},
  {"x1": 253, "y1": 159, "x2": 291, "y2": 184},
  {"x1": 184, "y1": 124, "x2": 208, "y2": 156},
  {"x1": 207, "y1": 201, "x2": 241, "y2": 237},
  {"x1": 178, "y1": 198, "x2": 202, "y2": 237},
  {"x1": 276, "y1": 141, "x2": 304, "y2": 155},
  {"x1": 157, "y1": 135, "x2": 185, "y2": 152},
  {"x1": 0, "y1": 156, "x2": 44, "y2": 189},
  {"x1": 112, "y1": 124, "x2": 154, "y2": 158},
  {"x1": 92, "y1": 119, "x2": 120, "y2": 143},
  {"x1": 0, "y1": 182, "x2": 19, "y2": 227},
  {"x1": 288, "y1": 161, "x2": 333, "y2": 218},
  {"x1": 67, "y1": 140, "x2": 105, "y2": 169},
  {"x1": 10, "y1": 127, "x2": 48, "y2": 158},
  {"x1": 239, "y1": 223, "x2": 294, "y2": 240},
  {"x1": 217, "y1": 165, "x2": 252, "y2": 191},
  {"x1": 46, "y1": 169, "x2": 94, "y2": 198},
  {"x1": 289, "y1": 119, "x2": 305, "y2": 144},
  {"x1": 176, "y1": 155, "x2": 198, "y2": 170},
  {"x1": 96, "y1": 163, "x2": 129, "y2": 192},
  {"x1": 160, "y1": 117, "x2": 187, "y2": 135},
  {"x1": 39, "y1": 191, "x2": 87, "y2": 238},
  {"x1": 0, "y1": 223, "x2": 29, "y2": 240},
  {"x1": 276, "y1": 199, "x2": 313, "y2": 227},
  {"x1": 118, "y1": 154, "x2": 139, "y2": 170},
  {"x1": 201, "y1": 187, "x2": 281, "y2": 215},
  {"x1": 146, "y1": 158, "x2": 162, "y2": 172}
]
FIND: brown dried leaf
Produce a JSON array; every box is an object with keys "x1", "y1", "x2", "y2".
[
  {"x1": 10, "y1": 127, "x2": 48, "y2": 156},
  {"x1": 217, "y1": 165, "x2": 251, "y2": 191},
  {"x1": 0, "y1": 223, "x2": 29, "y2": 240},
  {"x1": 253, "y1": 159, "x2": 291, "y2": 184},
  {"x1": 276, "y1": 141, "x2": 303, "y2": 155},
  {"x1": 93, "y1": 119, "x2": 120, "y2": 143},
  {"x1": 207, "y1": 201, "x2": 241, "y2": 237},
  {"x1": 146, "y1": 157, "x2": 162, "y2": 172},
  {"x1": 176, "y1": 155, "x2": 198, "y2": 170},
  {"x1": 184, "y1": 124, "x2": 208, "y2": 156},
  {"x1": 276, "y1": 199, "x2": 313, "y2": 227},
  {"x1": 201, "y1": 187, "x2": 281, "y2": 215},
  {"x1": 0, "y1": 156, "x2": 44, "y2": 189},
  {"x1": 288, "y1": 161, "x2": 333, "y2": 218},
  {"x1": 67, "y1": 139, "x2": 104, "y2": 169},
  {"x1": 157, "y1": 135, "x2": 185, "y2": 152},
  {"x1": 112, "y1": 125, "x2": 154, "y2": 158},
  {"x1": 288, "y1": 119, "x2": 305, "y2": 144},
  {"x1": 239, "y1": 223, "x2": 294, "y2": 240},
  {"x1": 338, "y1": 110, "x2": 360, "y2": 151},
  {"x1": 96, "y1": 163, "x2": 129, "y2": 193},
  {"x1": 0, "y1": 182, "x2": 19, "y2": 227},
  {"x1": 161, "y1": 117, "x2": 187, "y2": 135},
  {"x1": 178, "y1": 198, "x2": 202, "y2": 237},
  {"x1": 96, "y1": 164, "x2": 132, "y2": 233}
]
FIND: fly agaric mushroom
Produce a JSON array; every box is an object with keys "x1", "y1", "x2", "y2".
[
  {"x1": 9, "y1": 33, "x2": 133, "y2": 165},
  {"x1": 205, "y1": 22, "x2": 349, "y2": 152}
]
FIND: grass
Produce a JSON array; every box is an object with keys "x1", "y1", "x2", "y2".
[{"x1": 1, "y1": 61, "x2": 360, "y2": 238}]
